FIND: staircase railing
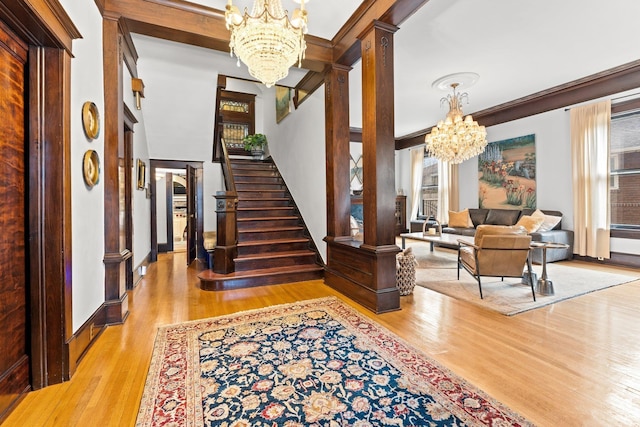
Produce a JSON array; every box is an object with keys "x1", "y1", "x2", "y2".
[{"x1": 213, "y1": 119, "x2": 238, "y2": 274}]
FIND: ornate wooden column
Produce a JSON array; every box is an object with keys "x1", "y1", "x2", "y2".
[
  {"x1": 360, "y1": 20, "x2": 398, "y2": 247},
  {"x1": 358, "y1": 20, "x2": 400, "y2": 311},
  {"x1": 324, "y1": 63, "x2": 352, "y2": 240},
  {"x1": 102, "y1": 17, "x2": 130, "y2": 324},
  {"x1": 324, "y1": 21, "x2": 400, "y2": 313},
  {"x1": 213, "y1": 191, "x2": 238, "y2": 274}
]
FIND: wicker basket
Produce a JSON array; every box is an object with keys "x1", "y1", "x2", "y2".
[{"x1": 396, "y1": 250, "x2": 417, "y2": 296}]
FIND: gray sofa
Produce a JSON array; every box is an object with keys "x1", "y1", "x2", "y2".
[{"x1": 442, "y1": 208, "x2": 574, "y2": 264}]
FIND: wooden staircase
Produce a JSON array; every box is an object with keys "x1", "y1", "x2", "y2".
[{"x1": 198, "y1": 158, "x2": 324, "y2": 290}]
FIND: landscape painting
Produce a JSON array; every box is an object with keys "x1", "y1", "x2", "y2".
[
  {"x1": 478, "y1": 134, "x2": 536, "y2": 209},
  {"x1": 275, "y1": 85, "x2": 291, "y2": 123}
]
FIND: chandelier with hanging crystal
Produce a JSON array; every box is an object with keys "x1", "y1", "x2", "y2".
[
  {"x1": 425, "y1": 82, "x2": 487, "y2": 164},
  {"x1": 225, "y1": 0, "x2": 308, "y2": 88}
]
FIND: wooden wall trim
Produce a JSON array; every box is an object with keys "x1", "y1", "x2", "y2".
[
  {"x1": 67, "y1": 304, "x2": 108, "y2": 377},
  {"x1": 0, "y1": 0, "x2": 80, "y2": 53},
  {"x1": 396, "y1": 59, "x2": 640, "y2": 150},
  {"x1": 332, "y1": 0, "x2": 429, "y2": 66},
  {"x1": 123, "y1": 102, "x2": 138, "y2": 126},
  {"x1": 102, "y1": 16, "x2": 129, "y2": 324},
  {"x1": 294, "y1": 69, "x2": 326, "y2": 106},
  {"x1": 133, "y1": 251, "x2": 151, "y2": 287},
  {"x1": 349, "y1": 127, "x2": 362, "y2": 142},
  {"x1": 612, "y1": 97, "x2": 640, "y2": 115},
  {"x1": 119, "y1": 18, "x2": 139, "y2": 78},
  {"x1": 28, "y1": 46, "x2": 73, "y2": 387},
  {"x1": 573, "y1": 252, "x2": 640, "y2": 269}
]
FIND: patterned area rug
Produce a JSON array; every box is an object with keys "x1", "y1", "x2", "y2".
[
  {"x1": 408, "y1": 241, "x2": 637, "y2": 316},
  {"x1": 136, "y1": 297, "x2": 532, "y2": 426}
]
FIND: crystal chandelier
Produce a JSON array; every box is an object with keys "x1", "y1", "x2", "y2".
[
  {"x1": 424, "y1": 83, "x2": 487, "y2": 164},
  {"x1": 225, "y1": 0, "x2": 308, "y2": 88}
]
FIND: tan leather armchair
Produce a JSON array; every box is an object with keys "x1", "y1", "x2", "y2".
[{"x1": 458, "y1": 225, "x2": 536, "y2": 301}]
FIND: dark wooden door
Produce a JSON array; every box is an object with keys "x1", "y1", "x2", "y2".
[
  {"x1": 186, "y1": 165, "x2": 197, "y2": 265},
  {"x1": 0, "y1": 21, "x2": 30, "y2": 420}
]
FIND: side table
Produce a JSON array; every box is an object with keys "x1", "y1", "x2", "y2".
[{"x1": 529, "y1": 242, "x2": 570, "y2": 296}]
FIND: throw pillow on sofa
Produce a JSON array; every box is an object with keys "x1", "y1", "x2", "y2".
[
  {"x1": 485, "y1": 209, "x2": 521, "y2": 226},
  {"x1": 448, "y1": 209, "x2": 473, "y2": 228},
  {"x1": 532, "y1": 209, "x2": 562, "y2": 231},
  {"x1": 516, "y1": 215, "x2": 544, "y2": 233}
]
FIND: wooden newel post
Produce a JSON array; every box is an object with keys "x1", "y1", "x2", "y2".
[{"x1": 214, "y1": 191, "x2": 238, "y2": 274}]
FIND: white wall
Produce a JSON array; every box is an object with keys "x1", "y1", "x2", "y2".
[
  {"x1": 264, "y1": 86, "x2": 328, "y2": 261},
  {"x1": 61, "y1": 0, "x2": 106, "y2": 332},
  {"x1": 133, "y1": 35, "x2": 228, "y2": 232},
  {"x1": 124, "y1": 67, "x2": 152, "y2": 269},
  {"x1": 459, "y1": 107, "x2": 574, "y2": 228}
]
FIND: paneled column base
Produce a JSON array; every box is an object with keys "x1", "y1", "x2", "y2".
[
  {"x1": 102, "y1": 293, "x2": 129, "y2": 325},
  {"x1": 324, "y1": 240, "x2": 400, "y2": 313}
]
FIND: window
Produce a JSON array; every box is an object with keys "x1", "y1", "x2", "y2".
[
  {"x1": 609, "y1": 109, "x2": 640, "y2": 231},
  {"x1": 216, "y1": 90, "x2": 256, "y2": 156},
  {"x1": 419, "y1": 154, "x2": 438, "y2": 218}
]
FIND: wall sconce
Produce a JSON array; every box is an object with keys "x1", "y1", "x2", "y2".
[{"x1": 131, "y1": 78, "x2": 145, "y2": 110}]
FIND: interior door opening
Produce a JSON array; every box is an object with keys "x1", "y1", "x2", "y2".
[
  {"x1": 155, "y1": 168, "x2": 188, "y2": 253},
  {"x1": 149, "y1": 160, "x2": 204, "y2": 266}
]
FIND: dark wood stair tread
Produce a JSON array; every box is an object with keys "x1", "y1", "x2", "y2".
[
  {"x1": 238, "y1": 198, "x2": 290, "y2": 203},
  {"x1": 238, "y1": 225, "x2": 303, "y2": 232},
  {"x1": 236, "y1": 250, "x2": 315, "y2": 261},
  {"x1": 238, "y1": 216, "x2": 298, "y2": 221},
  {"x1": 238, "y1": 237, "x2": 308, "y2": 247},
  {"x1": 238, "y1": 207, "x2": 293, "y2": 211}
]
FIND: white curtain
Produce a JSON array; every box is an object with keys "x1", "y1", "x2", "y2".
[
  {"x1": 409, "y1": 148, "x2": 424, "y2": 220},
  {"x1": 437, "y1": 161, "x2": 459, "y2": 224},
  {"x1": 570, "y1": 99, "x2": 611, "y2": 259}
]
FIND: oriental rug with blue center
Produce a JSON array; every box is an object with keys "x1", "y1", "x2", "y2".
[{"x1": 136, "y1": 297, "x2": 532, "y2": 427}]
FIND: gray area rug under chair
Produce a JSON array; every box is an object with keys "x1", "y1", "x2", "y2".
[{"x1": 407, "y1": 241, "x2": 637, "y2": 316}]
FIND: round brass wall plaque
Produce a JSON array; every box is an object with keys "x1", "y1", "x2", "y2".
[
  {"x1": 82, "y1": 101, "x2": 100, "y2": 140},
  {"x1": 83, "y1": 150, "x2": 100, "y2": 188}
]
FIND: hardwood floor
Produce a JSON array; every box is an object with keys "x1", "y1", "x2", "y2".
[{"x1": 3, "y1": 251, "x2": 640, "y2": 426}]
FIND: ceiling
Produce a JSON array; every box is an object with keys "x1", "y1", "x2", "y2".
[{"x1": 132, "y1": 0, "x2": 640, "y2": 138}]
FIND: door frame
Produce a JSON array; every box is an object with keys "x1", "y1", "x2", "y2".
[
  {"x1": 0, "y1": 0, "x2": 81, "y2": 390},
  {"x1": 150, "y1": 160, "x2": 205, "y2": 263}
]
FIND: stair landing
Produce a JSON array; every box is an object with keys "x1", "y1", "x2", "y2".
[{"x1": 198, "y1": 265, "x2": 324, "y2": 291}]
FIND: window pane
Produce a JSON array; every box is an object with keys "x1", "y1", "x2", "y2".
[
  {"x1": 610, "y1": 173, "x2": 640, "y2": 227},
  {"x1": 610, "y1": 110, "x2": 640, "y2": 229},
  {"x1": 420, "y1": 156, "x2": 438, "y2": 217},
  {"x1": 611, "y1": 112, "x2": 640, "y2": 169},
  {"x1": 220, "y1": 100, "x2": 249, "y2": 113},
  {"x1": 222, "y1": 123, "x2": 248, "y2": 149}
]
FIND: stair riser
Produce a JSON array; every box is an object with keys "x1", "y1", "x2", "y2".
[
  {"x1": 238, "y1": 200, "x2": 291, "y2": 208},
  {"x1": 237, "y1": 191, "x2": 288, "y2": 199},
  {"x1": 234, "y1": 176, "x2": 282, "y2": 184},
  {"x1": 239, "y1": 229, "x2": 304, "y2": 241},
  {"x1": 230, "y1": 160, "x2": 275, "y2": 168},
  {"x1": 238, "y1": 241, "x2": 309, "y2": 255},
  {"x1": 236, "y1": 183, "x2": 285, "y2": 191},
  {"x1": 235, "y1": 255, "x2": 318, "y2": 271},
  {"x1": 233, "y1": 170, "x2": 279, "y2": 177},
  {"x1": 237, "y1": 209, "x2": 296, "y2": 218},
  {"x1": 238, "y1": 219, "x2": 300, "y2": 229}
]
